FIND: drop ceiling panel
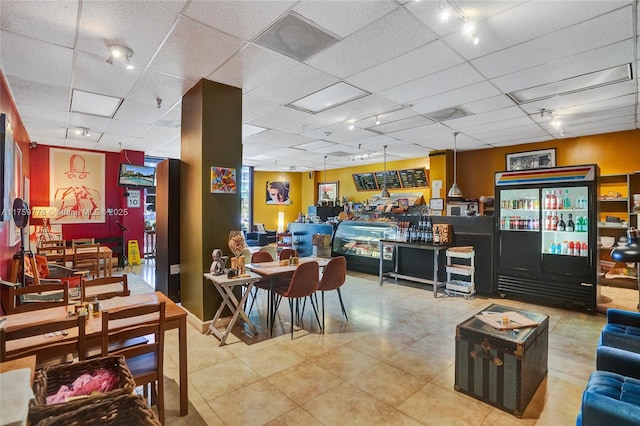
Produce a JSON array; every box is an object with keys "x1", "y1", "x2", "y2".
[
  {"x1": 106, "y1": 119, "x2": 152, "y2": 138},
  {"x1": 21, "y1": 123, "x2": 67, "y2": 139},
  {"x1": 294, "y1": 0, "x2": 398, "y2": 38},
  {"x1": 98, "y1": 133, "x2": 137, "y2": 147},
  {"x1": 314, "y1": 94, "x2": 398, "y2": 123},
  {"x1": 305, "y1": 8, "x2": 437, "y2": 78},
  {"x1": 410, "y1": 81, "x2": 501, "y2": 115},
  {"x1": 148, "y1": 17, "x2": 245, "y2": 81},
  {"x1": 114, "y1": 100, "x2": 171, "y2": 125},
  {"x1": 446, "y1": 106, "x2": 528, "y2": 130},
  {"x1": 441, "y1": 1, "x2": 628, "y2": 61},
  {"x1": 274, "y1": 115, "x2": 338, "y2": 135},
  {"x1": 294, "y1": 140, "x2": 337, "y2": 150},
  {"x1": 15, "y1": 105, "x2": 68, "y2": 127},
  {"x1": 184, "y1": 0, "x2": 295, "y2": 41},
  {"x1": 247, "y1": 105, "x2": 310, "y2": 129},
  {"x1": 209, "y1": 44, "x2": 298, "y2": 93},
  {"x1": 6, "y1": 77, "x2": 69, "y2": 112},
  {"x1": 471, "y1": 7, "x2": 633, "y2": 79},
  {"x1": 0, "y1": 31, "x2": 73, "y2": 86},
  {"x1": 346, "y1": 40, "x2": 464, "y2": 93},
  {"x1": 381, "y1": 63, "x2": 485, "y2": 105},
  {"x1": 150, "y1": 0, "x2": 188, "y2": 13},
  {"x1": 127, "y1": 70, "x2": 195, "y2": 109},
  {"x1": 458, "y1": 116, "x2": 535, "y2": 135},
  {"x1": 463, "y1": 95, "x2": 516, "y2": 115},
  {"x1": 243, "y1": 129, "x2": 314, "y2": 148},
  {"x1": 66, "y1": 113, "x2": 112, "y2": 133},
  {"x1": 471, "y1": 124, "x2": 549, "y2": 143},
  {"x1": 0, "y1": 0, "x2": 78, "y2": 47},
  {"x1": 242, "y1": 96, "x2": 281, "y2": 123},
  {"x1": 73, "y1": 52, "x2": 141, "y2": 99},
  {"x1": 560, "y1": 93, "x2": 636, "y2": 116},
  {"x1": 490, "y1": 135, "x2": 552, "y2": 147},
  {"x1": 491, "y1": 40, "x2": 633, "y2": 94},
  {"x1": 76, "y1": 1, "x2": 179, "y2": 64},
  {"x1": 247, "y1": 64, "x2": 339, "y2": 105}
]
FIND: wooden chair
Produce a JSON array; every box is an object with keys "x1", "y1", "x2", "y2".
[
  {"x1": 82, "y1": 275, "x2": 130, "y2": 302},
  {"x1": 101, "y1": 301, "x2": 166, "y2": 424},
  {"x1": 73, "y1": 243, "x2": 101, "y2": 278},
  {"x1": 0, "y1": 311, "x2": 86, "y2": 368},
  {"x1": 272, "y1": 261, "x2": 321, "y2": 339},
  {"x1": 38, "y1": 240, "x2": 67, "y2": 265},
  {"x1": 279, "y1": 248, "x2": 299, "y2": 260},
  {"x1": 317, "y1": 256, "x2": 348, "y2": 331},
  {"x1": 71, "y1": 238, "x2": 95, "y2": 247},
  {"x1": 7, "y1": 282, "x2": 69, "y2": 314}
]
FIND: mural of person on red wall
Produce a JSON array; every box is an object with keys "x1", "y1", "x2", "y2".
[{"x1": 54, "y1": 153, "x2": 102, "y2": 221}]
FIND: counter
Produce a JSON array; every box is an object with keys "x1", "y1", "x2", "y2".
[{"x1": 288, "y1": 222, "x2": 335, "y2": 257}]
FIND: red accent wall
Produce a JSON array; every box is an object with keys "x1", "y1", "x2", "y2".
[{"x1": 28, "y1": 147, "x2": 145, "y2": 253}]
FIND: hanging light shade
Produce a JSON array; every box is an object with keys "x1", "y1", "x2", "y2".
[
  {"x1": 321, "y1": 155, "x2": 330, "y2": 200},
  {"x1": 448, "y1": 132, "x2": 463, "y2": 198},
  {"x1": 380, "y1": 145, "x2": 391, "y2": 199}
]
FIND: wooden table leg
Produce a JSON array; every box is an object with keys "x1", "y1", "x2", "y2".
[{"x1": 179, "y1": 315, "x2": 188, "y2": 416}]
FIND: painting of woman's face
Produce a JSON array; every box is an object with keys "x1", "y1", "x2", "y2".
[{"x1": 266, "y1": 181, "x2": 291, "y2": 205}]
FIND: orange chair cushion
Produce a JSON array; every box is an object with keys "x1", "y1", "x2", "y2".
[{"x1": 34, "y1": 255, "x2": 50, "y2": 278}]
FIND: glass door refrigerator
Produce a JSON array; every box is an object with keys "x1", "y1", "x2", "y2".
[{"x1": 495, "y1": 164, "x2": 599, "y2": 311}]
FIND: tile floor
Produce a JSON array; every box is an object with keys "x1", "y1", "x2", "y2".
[{"x1": 129, "y1": 259, "x2": 638, "y2": 426}]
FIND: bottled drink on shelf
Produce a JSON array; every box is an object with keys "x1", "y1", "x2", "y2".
[
  {"x1": 545, "y1": 212, "x2": 552, "y2": 231},
  {"x1": 425, "y1": 216, "x2": 433, "y2": 244},
  {"x1": 551, "y1": 211, "x2": 558, "y2": 231},
  {"x1": 580, "y1": 242, "x2": 588, "y2": 257},
  {"x1": 566, "y1": 214, "x2": 575, "y2": 232},
  {"x1": 564, "y1": 190, "x2": 571, "y2": 209},
  {"x1": 557, "y1": 213, "x2": 565, "y2": 231},
  {"x1": 568, "y1": 241, "x2": 575, "y2": 256},
  {"x1": 550, "y1": 191, "x2": 558, "y2": 210},
  {"x1": 560, "y1": 241, "x2": 568, "y2": 255},
  {"x1": 544, "y1": 190, "x2": 551, "y2": 210}
]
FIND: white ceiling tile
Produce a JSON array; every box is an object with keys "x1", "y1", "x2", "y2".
[
  {"x1": 66, "y1": 113, "x2": 112, "y2": 133},
  {"x1": 294, "y1": 0, "x2": 398, "y2": 38},
  {"x1": 98, "y1": 134, "x2": 137, "y2": 147},
  {"x1": 73, "y1": 51, "x2": 142, "y2": 99},
  {"x1": 0, "y1": 0, "x2": 78, "y2": 47},
  {"x1": 14, "y1": 104, "x2": 68, "y2": 127},
  {"x1": 410, "y1": 81, "x2": 502, "y2": 115},
  {"x1": 490, "y1": 136, "x2": 552, "y2": 147},
  {"x1": 0, "y1": 31, "x2": 73, "y2": 86},
  {"x1": 491, "y1": 40, "x2": 633, "y2": 94},
  {"x1": 446, "y1": 106, "x2": 527, "y2": 130},
  {"x1": 462, "y1": 95, "x2": 516, "y2": 115},
  {"x1": 559, "y1": 93, "x2": 636, "y2": 116},
  {"x1": 472, "y1": 6, "x2": 633, "y2": 79},
  {"x1": 242, "y1": 96, "x2": 280, "y2": 123},
  {"x1": 381, "y1": 63, "x2": 485, "y2": 105},
  {"x1": 209, "y1": 44, "x2": 298, "y2": 93},
  {"x1": 315, "y1": 94, "x2": 399, "y2": 123},
  {"x1": 456, "y1": 116, "x2": 535, "y2": 135},
  {"x1": 274, "y1": 115, "x2": 338, "y2": 135},
  {"x1": 306, "y1": 8, "x2": 437, "y2": 78},
  {"x1": 20, "y1": 123, "x2": 67, "y2": 140},
  {"x1": 346, "y1": 40, "x2": 465, "y2": 93},
  {"x1": 184, "y1": 0, "x2": 295, "y2": 41},
  {"x1": 150, "y1": 1, "x2": 189, "y2": 13},
  {"x1": 148, "y1": 17, "x2": 246, "y2": 81},
  {"x1": 106, "y1": 119, "x2": 152, "y2": 138},
  {"x1": 247, "y1": 64, "x2": 339, "y2": 105},
  {"x1": 114, "y1": 99, "x2": 170, "y2": 125},
  {"x1": 128, "y1": 70, "x2": 196, "y2": 109},
  {"x1": 76, "y1": 1, "x2": 179, "y2": 65},
  {"x1": 248, "y1": 106, "x2": 310, "y2": 129},
  {"x1": 7, "y1": 77, "x2": 69, "y2": 112}
]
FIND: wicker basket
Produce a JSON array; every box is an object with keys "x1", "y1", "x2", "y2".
[
  {"x1": 30, "y1": 355, "x2": 136, "y2": 425},
  {"x1": 36, "y1": 394, "x2": 161, "y2": 426}
]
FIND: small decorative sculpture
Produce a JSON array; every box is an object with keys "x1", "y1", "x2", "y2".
[{"x1": 210, "y1": 249, "x2": 228, "y2": 276}]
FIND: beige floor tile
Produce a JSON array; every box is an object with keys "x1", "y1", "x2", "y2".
[
  {"x1": 238, "y1": 344, "x2": 305, "y2": 377},
  {"x1": 373, "y1": 409, "x2": 424, "y2": 426},
  {"x1": 481, "y1": 409, "x2": 534, "y2": 425},
  {"x1": 308, "y1": 345, "x2": 380, "y2": 378},
  {"x1": 344, "y1": 333, "x2": 408, "y2": 361},
  {"x1": 349, "y1": 362, "x2": 428, "y2": 406},
  {"x1": 266, "y1": 360, "x2": 344, "y2": 404},
  {"x1": 264, "y1": 407, "x2": 324, "y2": 426},
  {"x1": 302, "y1": 382, "x2": 394, "y2": 425},
  {"x1": 398, "y1": 383, "x2": 492, "y2": 425},
  {"x1": 210, "y1": 380, "x2": 296, "y2": 426},
  {"x1": 384, "y1": 346, "x2": 453, "y2": 379},
  {"x1": 190, "y1": 358, "x2": 262, "y2": 402}
]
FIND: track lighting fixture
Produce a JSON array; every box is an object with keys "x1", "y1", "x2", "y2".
[
  {"x1": 439, "y1": 0, "x2": 479, "y2": 45},
  {"x1": 106, "y1": 43, "x2": 134, "y2": 70},
  {"x1": 75, "y1": 127, "x2": 91, "y2": 137},
  {"x1": 375, "y1": 116, "x2": 381, "y2": 126}
]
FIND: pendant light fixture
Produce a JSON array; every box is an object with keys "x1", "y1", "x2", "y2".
[
  {"x1": 447, "y1": 132, "x2": 463, "y2": 198},
  {"x1": 380, "y1": 145, "x2": 391, "y2": 199},
  {"x1": 321, "y1": 155, "x2": 330, "y2": 200}
]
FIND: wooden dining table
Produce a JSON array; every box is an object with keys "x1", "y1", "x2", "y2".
[
  {"x1": 246, "y1": 256, "x2": 331, "y2": 336},
  {"x1": 1, "y1": 291, "x2": 189, "y2": 417},
  {"x1": 44, "y1": 246, "x2": 113, "y2": 277}
]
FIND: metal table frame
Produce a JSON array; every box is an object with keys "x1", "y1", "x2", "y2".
[
  {"x1": 379, "y1": 239, "x2": 449, "y2": 297},
  {"x1": 204, "y1": 271, "x2": 260, "y2": 345}
]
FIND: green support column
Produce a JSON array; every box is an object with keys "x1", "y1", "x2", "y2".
[{"x1": 180, "y1": 79, "x2": 242, "y2": 323}]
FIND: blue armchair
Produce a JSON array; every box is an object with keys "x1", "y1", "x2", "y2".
[
  {"x1": 245, "y1": 232, "x2": 269, "y2": 247},
  {"x1": 600, "y1": 308, "x2": 640, "y2": 354},
  {"x1": 576, "y1": 369, "x2": 640, "y2": 426}
]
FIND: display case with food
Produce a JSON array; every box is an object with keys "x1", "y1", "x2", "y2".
[{"x1": 331, "y1": 220, "x2": 396, "y2": 274}]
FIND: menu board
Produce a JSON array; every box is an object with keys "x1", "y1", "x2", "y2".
[
  {"x1": 353, "y1": 173, "x2": 378, "y2": 191},
  {"x1": 374, "y1": 171, "x2": 402, "y2": 189},
  {"x1": 399, "y1": 168, "x2": 429, "y2": 188}
]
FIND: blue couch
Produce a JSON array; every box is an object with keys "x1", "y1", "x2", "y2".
[{"x1": 599, "y1": 308, "x2": 640, "y2": 354}]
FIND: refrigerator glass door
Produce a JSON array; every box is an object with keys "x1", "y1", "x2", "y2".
[
  {"x1": 499, "y1": 188, "x2": 540, "y2": 231},
  {"x1": 540, "y1": 186, "x2": 589, "y2": 256}
]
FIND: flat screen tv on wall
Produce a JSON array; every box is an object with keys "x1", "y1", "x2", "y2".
[{"x1": 117, "y1": 163, "x2": 156, "y2": 188}]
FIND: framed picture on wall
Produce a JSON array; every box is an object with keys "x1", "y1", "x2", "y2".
[
  {"x1": 0, "y1": 113, "x2": 14, "y2": 221},
  {"x1": 318, "y1": 181, "x2": 338, "y2": 201},
  {"x1": 506, "y1": 148, "x2": 556, "y2": 171},
  {"x1": 266, "y1": 181, "x2": 291, "y2": 205}
]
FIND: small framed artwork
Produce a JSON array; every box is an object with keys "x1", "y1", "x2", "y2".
[
  {"x1": 318, "y1": 181, "x2": 338, "y2": 201},
  {"x1": 210, "y1": 167, "x2": 237, "y2": 193},
  {"x1": 506, "y1": 148, "x2": 556, "y2": 171},
  {"x1": 267, "y1": 181, "x2": 291, "y2": 205}
]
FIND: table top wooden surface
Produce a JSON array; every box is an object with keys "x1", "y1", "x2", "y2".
[{"x1": 246, "y1": 256, "x2": 330, "y2": 276}]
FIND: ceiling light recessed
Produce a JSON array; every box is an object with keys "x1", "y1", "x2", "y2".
[
  {"x1": 255, "y1": 12, "x2": 339, "y2": 61},
  {"x1": 287, "y1": 82, "x2": 369, "y2": 114},
  {"x1": 507, "y1": 64, "x2": 632, "y2": 104}
]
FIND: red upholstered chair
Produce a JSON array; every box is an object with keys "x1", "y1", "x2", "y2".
[
  {"x1": 278, "y1": 249, "x2": 298, "y2": 260},
  {"x1": 272, "y1": 261, "x2": 321, "y2": 339}
]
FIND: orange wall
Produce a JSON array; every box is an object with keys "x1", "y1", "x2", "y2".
[{"x1": 456, "y1": 130, "x2": 640, "y2": 198}]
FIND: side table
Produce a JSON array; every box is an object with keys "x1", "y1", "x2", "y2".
[{"x1": 204, "y1": 272, "x2": 261, "y2": 346}]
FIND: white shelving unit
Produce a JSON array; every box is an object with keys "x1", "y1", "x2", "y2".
[{"x1": 445, "y1": 248, "x2": 476, "y2": 298}]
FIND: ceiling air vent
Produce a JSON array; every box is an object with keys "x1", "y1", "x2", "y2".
[
  {"x1": 254, "y1": 12, "x2": 339, "y2": 61},
  {"x1": 424, "y1": 106, "x2": 473, "y2": 122}
]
